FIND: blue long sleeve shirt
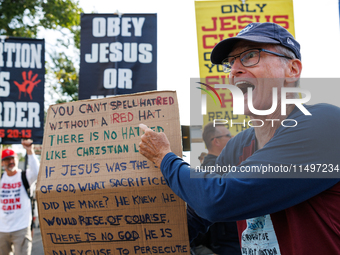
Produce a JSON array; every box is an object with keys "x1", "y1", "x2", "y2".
[{"x1": 160, "y1": 104, "x2": 340, "y2": 255}]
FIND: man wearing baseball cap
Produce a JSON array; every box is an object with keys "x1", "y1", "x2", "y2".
[
  {"x1": 139, "y1": 22, "x2": 340, "y2": 254},
  {"x1": 0, "y1": 140, "x2": 40, "y2": 255}
]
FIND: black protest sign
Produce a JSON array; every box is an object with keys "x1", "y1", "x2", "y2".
[
  {"x1": 0, "y1": 37, "x2": 45, "y2": 144},
  {"x1": 79, "y1": 14, "x2": 157, "y2": 100}
]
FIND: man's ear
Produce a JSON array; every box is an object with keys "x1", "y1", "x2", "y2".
[
  {"x1": 214, "y1": 138, "x2": 223, "y2": 148},
  {"x1": 285, "y1": 59, "x2": 302, "y2": 85}
]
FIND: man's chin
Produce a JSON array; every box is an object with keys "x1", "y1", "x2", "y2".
[{"x1": 7, "y1": 166, "x2": 16, "y2": 171}]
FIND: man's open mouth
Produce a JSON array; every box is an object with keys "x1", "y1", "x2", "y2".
[{"x1": 235, "y1": 81, "x2": 255, "y2": 94}]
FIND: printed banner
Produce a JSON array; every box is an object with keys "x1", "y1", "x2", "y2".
[
  {"x1": 0, "y1": 37, "x2": 45, "y2": 144},
  {"x1": 79, "y1": 14, "x2": 157, "y2": 100},
  {"x1": 36, "y1": 91, "x2": 190, "y2": 254},
  {"x1": 194, "y1": 0, "x2": 295, "y2": 134}
]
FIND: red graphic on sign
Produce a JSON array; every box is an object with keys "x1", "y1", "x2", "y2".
[{"x1": 13, "y1": 70, "x2": 41, "y2": 100}]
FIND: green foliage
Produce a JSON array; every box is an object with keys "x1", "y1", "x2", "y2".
[
  {"x1": 0, "y1": 0, "x2": 82, "y2": 39},
  {"x1": 50, "y1": 51, "x2": 79, "y2": 103},
  {"x1": 0, "y1": 0, "x2": 83, "y2": 103},
  {"x1": 0, "y1": 0, "x2": 38, "y2": 37}
]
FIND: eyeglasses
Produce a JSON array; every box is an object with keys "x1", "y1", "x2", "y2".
[
  {"x1": 211, "y1": 134, "x2": 232, "y2": 141},
  {"x1": 222, "y1": 48, "x2": 292, "y2": 73}
]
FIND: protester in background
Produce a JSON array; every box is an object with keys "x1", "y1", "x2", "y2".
[
  {"x1": 200, "y1": 123, "x2": 232, "y2": 168},
  {"x1": 0, "y1": 140, "x2": 40, "y2": 255},
  {"x1": 139, "y1": 22, "x2": 340, "y2": 254},
  {"x1": 198, "y1": 152, "x2": 208, "y2": 165},
  {"x1": 191, "y1": 122, "x2": 240, "y2": 255}
]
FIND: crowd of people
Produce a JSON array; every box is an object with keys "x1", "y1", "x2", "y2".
[{"x1": 2, "y1": 21, "x2": 340, "y2": 255}]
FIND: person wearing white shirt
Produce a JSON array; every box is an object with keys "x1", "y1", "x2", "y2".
[{"x1": 0, "y1": 140, "x2": 40, "y2": 255}]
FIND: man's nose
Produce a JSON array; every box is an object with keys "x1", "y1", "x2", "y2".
[
  {"x1": 229, "y1": 57, "x2": 245, "y2": 83},
  {"x1": 229, "y1": 57, "x2": 245, "y2": 76}
]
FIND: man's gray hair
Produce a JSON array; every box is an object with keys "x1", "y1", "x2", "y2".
[{"x1": 273, "y1": 45, "x2": 300, "y2": 88}]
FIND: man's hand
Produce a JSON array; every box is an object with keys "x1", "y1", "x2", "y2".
[
  {"x1": 139, "y1": 124, "x2": 172, "y2": 168},
  {"x1": 22, "y1": 139, "x2": 34, "y2": 155}
]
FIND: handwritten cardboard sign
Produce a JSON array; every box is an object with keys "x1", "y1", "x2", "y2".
[{"x1": 36, "y1": 91, "x2": 190, "y2": 255}]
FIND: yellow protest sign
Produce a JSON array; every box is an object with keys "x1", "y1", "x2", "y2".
[{"x1": 195, "y1": 0, "x2": 295, "y2": 134}]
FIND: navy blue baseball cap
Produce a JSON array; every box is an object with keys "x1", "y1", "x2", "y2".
[{"x1": 210, "y1": 22, "x2": 301, "y2": 64}]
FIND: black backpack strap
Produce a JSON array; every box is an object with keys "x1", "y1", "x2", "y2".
[
  {"x1": 21, "y1": 170, "x2": 30, "y2": 198},
  {"x1": 21, "y1": 170, "x2": 35, "y2": 230}
]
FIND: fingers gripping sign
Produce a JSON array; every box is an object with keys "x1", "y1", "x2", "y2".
[{"x1": 139, "y1": 124, "x2": 172, "y2": 168}]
